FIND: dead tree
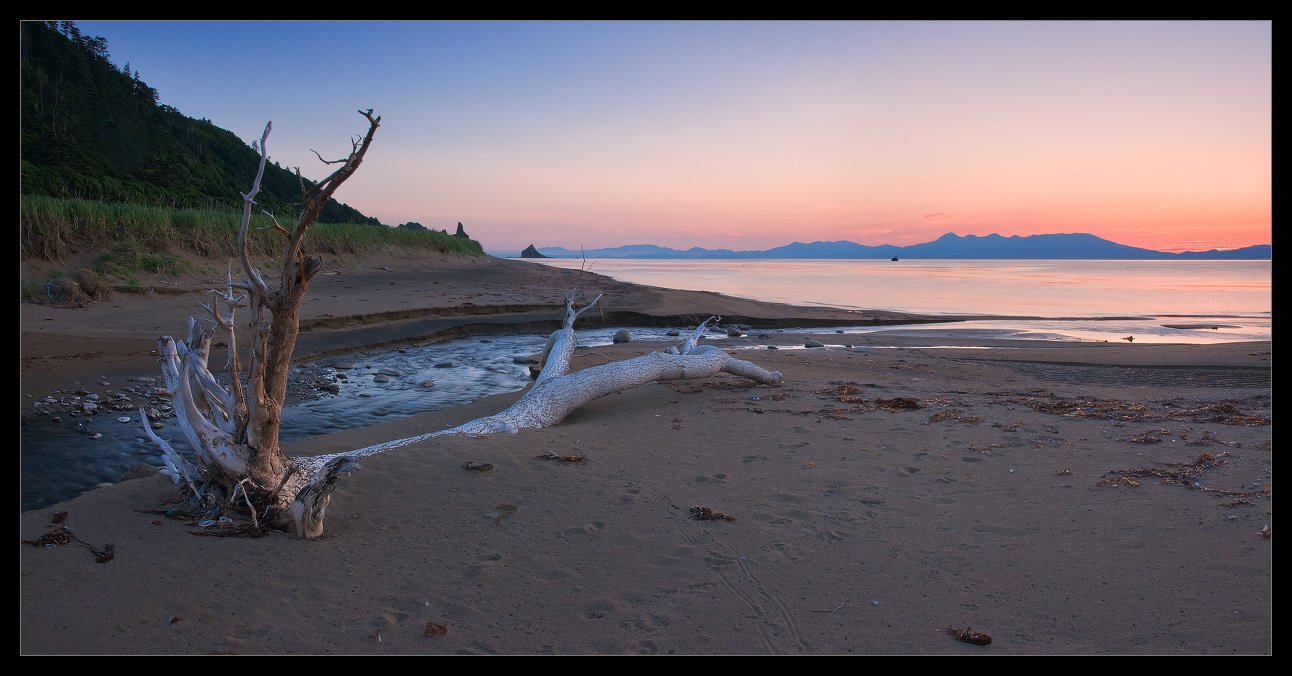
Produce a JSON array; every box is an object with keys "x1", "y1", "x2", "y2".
[{"x1": 145, "y1": 112, "x2": 782, "y2": 540}]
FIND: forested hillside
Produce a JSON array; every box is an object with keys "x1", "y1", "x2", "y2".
[{"x1": 20, "y1": 20, "x2": 379, "y2": 225}]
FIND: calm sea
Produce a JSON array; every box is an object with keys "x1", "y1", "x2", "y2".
[{"x1": 519, "y1": 259, "x2": 1272, "y2": 344}]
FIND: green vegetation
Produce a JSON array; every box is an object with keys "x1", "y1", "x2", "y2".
[
  {"x1": 20, "y1": 21, "x2": 484, "y2": 303},
  {"x1": 22, "y1": 195, "x2": 484, "y2": 268}
]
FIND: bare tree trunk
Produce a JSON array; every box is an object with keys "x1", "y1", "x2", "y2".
[
  {"x1": 145, "y1": 111, "x2": 383, "y2": 538},
  {"x1": 145, "y1": 115, "x2": 783, "y2": 540}
]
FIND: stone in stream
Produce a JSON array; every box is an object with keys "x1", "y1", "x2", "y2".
[
  {"x1": 372, "y1": 374, "x2": 390, "y2": 383},
  {"x1": 804, "y1": 340, "x2": 826, "y2": 348},
  {"x1": 612, "y1": 329, "x2": 632, "y2": 343}
]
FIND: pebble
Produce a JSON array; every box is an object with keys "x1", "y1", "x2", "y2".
[
  {"x1": 117, "y1": 416, "x2": 132, "y2": 423},
  {"x1": 804, "y1": 340, "x2": 826, "y2": 348},
  {"x1": 419, "y1": 380, "x2": 436, "y2": 388},
  {"x1": 372, "y1": 374, "x2": 390, "y2": 383}
]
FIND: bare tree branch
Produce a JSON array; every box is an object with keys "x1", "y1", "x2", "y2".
[
  {"x1": 238, "y1": 122, "x2": 274, "y2": 299},
  {"x1": 310, "y1": 148, "x2": 347, "y2": 165}
]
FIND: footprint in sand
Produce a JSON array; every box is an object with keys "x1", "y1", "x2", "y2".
[
  {"x1": 583, "y1": 599, "x2": 618, "y2": 619},
  {"x1": 563, "y1": 521, "x2": 606, "y2": 536},
  {"x1": 632, "y1": 639, "x2": 660, "y2": 654}
]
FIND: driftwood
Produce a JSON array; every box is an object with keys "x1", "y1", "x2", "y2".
[{"x1": 144, "y1": 112, "x2": 781, "y2": 539}]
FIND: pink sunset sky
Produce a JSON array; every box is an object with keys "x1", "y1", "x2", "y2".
[{"x1": 74, "y1": 20, "x2": 1271, "y2": 255}]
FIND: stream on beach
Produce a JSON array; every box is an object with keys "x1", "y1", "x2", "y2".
[
  {"x1": 20, "y1": 315, "x2": 1270, "y2": 512},
  {"x1": 20, "y1": 325, "x2": 708, "y2": 512}
]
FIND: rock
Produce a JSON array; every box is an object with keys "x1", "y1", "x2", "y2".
[
  {"x1": 726, "y1": 327, "x2": 743, "y2": 337},
  {"x1": 767, "y1": 345, "x2": 779, "y2": 350},
  {"x1": 117, "y1": 416, "x2": 132, "y2": 423},
  {"x1": 85, "y1": 393, "x2": 100, "y2": 401},
  {"x1": 418, "y1": 380, "x2": 436, "y2": 388},
  {"x1": 835, "y1": 330, "x2": 845, "y2": 334},
  {"x1": 453, "y1": 222, "x2": 469, "y2": 238},
  {"x1": 319, "y1": 383, "x2": 341, "y2": 394},
  {"x1": 612, "y1": 329, "x2": 632, "y2": 344},
  {"x1": 82, "y1": 402, "x2": 98, "y2": 414},
  {"x1": 665, "y1": 330, "x2": 681, "y2": 337},
  {"x1": 359, "y1": 392, "x2": 373, "y2": 398},
  {"x1": 520, "y1": 244, "x2": 548, "y2": 258},
  {"x1": 434, "y1": 362, "x2": 454, "y2": 368},
  {"x1": 151, "y1": 422, "x2": 164, "y2": 430},
  {"x1": 372, "y1": 374, "x2": 390, "y2": 383},
  {"x1": 804, "y1": 340, "x2": 826, "y2": 348},
  {"x1": 89, "y1": 432, "x2": 103, "y2": 440},
  {"x1": 120, "y1": 464, "x2": 158, "y2": 481},
  {"x1": 377, "y1": 368, "x2": 402, "y2": 377},
  {"x1": 513, "y1": 356, "x2": 539, "y2": 364}
]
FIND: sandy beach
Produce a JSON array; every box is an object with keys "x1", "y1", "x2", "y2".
[{"x1": 19, "y1": 251, "x2": 1272, "y2": 655}]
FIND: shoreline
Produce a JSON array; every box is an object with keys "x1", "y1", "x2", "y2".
[{"x1": 19, "y1": 251, "x2": 1272, "y2": 654}]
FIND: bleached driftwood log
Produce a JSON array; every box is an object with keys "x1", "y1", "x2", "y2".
[
  {"x1": 144, "y1": 112, "x2": 782, "y2": 540},
  {"x1": 319, "y1": 311, "x2": 782, "y2": 461}
]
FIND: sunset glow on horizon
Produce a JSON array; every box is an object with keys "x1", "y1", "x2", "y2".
[{"x1": 72, "y1": 20, "x2": 1271, "y2": 255}]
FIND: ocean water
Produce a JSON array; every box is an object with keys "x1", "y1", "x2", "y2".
[{"x1": 519, "y1": 259, "x2": 1272, "y2": 344}]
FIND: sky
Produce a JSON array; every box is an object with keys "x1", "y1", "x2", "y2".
[{"x1": 71, "y1": 20, "x2": 1271, "y2": 255}]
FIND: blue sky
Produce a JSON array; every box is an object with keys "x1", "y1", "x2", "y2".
[{"x1": 71, "y1": 20, "x2": 1272, "y2": 255}]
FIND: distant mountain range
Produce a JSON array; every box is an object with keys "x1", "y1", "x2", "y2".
[{"x1": 511, "y1": 233, "x2": 1270, "y2": 260}]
